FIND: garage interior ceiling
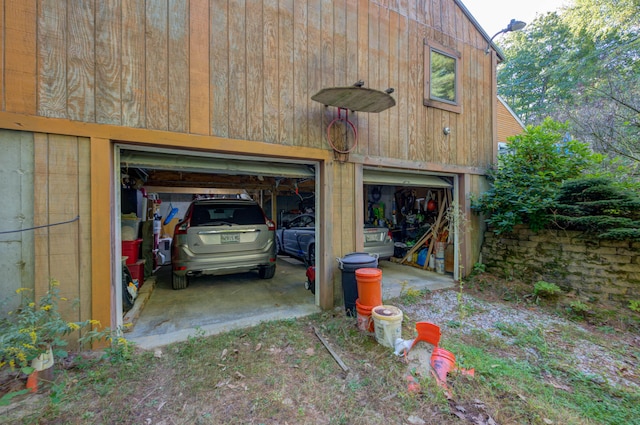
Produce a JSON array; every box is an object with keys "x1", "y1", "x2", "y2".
[
  {"x1": 120, "y1": 149, "x2": 315, "y2": 192},
  {"x1": 363, "y1": 168, "x2": 452, "y2": 187}
]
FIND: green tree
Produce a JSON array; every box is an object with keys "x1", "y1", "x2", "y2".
[
  {"x1": 551, "y1": 177, "x2": 640, "y2": 240},
  {"x1": 498, "y1": 12, "x2": 578, "y2": 124},
  {"x1": 497, "y1": 0, "x2": 640, "y2": 162},
  {"x1": 472, "y1": 119, "x2": 599, "y2": 234}
]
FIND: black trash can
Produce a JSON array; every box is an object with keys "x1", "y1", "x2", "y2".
[{"x1": 337, "y1": 252, "x2": 379, "y2": 317}]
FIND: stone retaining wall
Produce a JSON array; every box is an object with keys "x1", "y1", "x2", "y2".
[{"x1": 481, "y1": 225, "x2": 640, "y2": 308}]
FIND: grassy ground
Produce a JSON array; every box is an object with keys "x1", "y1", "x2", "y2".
[{"x1": 2, "y1": 272, "x2": 639, "y2": 425}]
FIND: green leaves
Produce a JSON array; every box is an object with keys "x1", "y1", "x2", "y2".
[
  {"x1": 497, "y1": 0, "x2": 640, "y2": 163},
  {"x1": 473, "y1": 119, "x2": 598, "y2": 234},
  {"x1": 553, "y1": 176, "x2": 640, "y2": 239},
  {"x1": 0, "y1": 280, "x2": 99, "y2": 371}
]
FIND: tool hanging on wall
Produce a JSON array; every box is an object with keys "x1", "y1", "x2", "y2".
[{"x1": 163, "y1": 203, "x2": 179, "y2": 225}]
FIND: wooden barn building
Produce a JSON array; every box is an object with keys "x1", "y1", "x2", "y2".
[{"x1": 0, "y1": 0, "x2": 513, "y2": 339}]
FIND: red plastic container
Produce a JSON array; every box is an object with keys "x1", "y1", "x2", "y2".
[
  {"x1": 128, "y1": 259, "x2": 145, "y2": 288},
  {"x1": 122, "y1": 239, "x2": 143, "y2": 264}
]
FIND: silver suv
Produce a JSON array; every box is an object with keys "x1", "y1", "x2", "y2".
[{"x1": 171, "y1": 198, "x2": 277, "y2": 289}]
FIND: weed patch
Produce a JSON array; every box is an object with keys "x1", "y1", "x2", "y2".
[{"x1": 2, "y1": 276, "x2": 639, "y2": 425}]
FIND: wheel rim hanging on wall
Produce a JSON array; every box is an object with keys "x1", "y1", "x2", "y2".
[
  {"x1": 312, "y1": 83, "x2": 396, "y2": 160},
  {"x1": 327, "y1": 107, "x2": 358, "y2": 154}
]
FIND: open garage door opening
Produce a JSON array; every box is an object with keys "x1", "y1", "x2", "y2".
[
  {"x1": 362, "y1": 167, "x2": 458, "y2": 280},
  {"x1": 115, "y1": 146, "x2": 321, "y2": 348}
]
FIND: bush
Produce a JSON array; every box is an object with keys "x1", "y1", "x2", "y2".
[
  {"x1": 533, "y1": 281, "x2": 562, "y2": 299},
  {"x1": 551, "y1": 177, "x2": 640, "y2": 239},
  {"x1": 0, "y1": 280, "x2": 100, "y2": 373},
  {"x1": 472, "y1": 119, "x2": 600, "y2": 234}
]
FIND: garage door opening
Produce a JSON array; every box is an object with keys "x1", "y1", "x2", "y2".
[
  {"x1": 115, "y1": 146, "x2": 321, "y2": 348},
  {"x1": 362, "y1": 167, "x2": 458, "y2": 281}
]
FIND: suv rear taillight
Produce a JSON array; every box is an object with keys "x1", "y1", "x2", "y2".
[
  {"x1": 387, "y1": 230, "x2": 393, "y2": 242},
  {"x1": 267, "y1": 219, "x2": 276, "y2": 231},
  {"x1": 174, "y1": 219, "x2": 190, "y2": 235}
]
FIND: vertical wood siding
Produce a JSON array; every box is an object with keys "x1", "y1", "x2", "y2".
[
  {"x1": 33, "y1": 134, "x2": 91, "y2": 324},
  {"x1": 0, "y1": 130, "x2": 35, "y2": 315},
  {"x1": 0, "y1": 0, "x2": 496, "y2": 169},
  {"x1": 122, "y1": 0, "x2": 146, "y2": 128}
]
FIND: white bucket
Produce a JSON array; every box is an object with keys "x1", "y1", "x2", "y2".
[
  {"x1": 435, "y1": 255, "x2": 445, "y2": 274},
  {"x1": 371, "y1": 305, "x2": 403, "y2": 348}
]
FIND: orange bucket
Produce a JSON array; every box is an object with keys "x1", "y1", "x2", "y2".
[
  {"x1": 430, "y1": 347, "x2": 456, "y2": 386},
  {"x1": 355, "y1": 298, "x2": 374, "y2": 333},
  {"x1": 355, "y1": 268, "x2": 382, "y2": 307}
]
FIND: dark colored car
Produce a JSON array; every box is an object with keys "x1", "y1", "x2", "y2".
[
  {"x1": 276, "y1": 214, "x2": 316, "y2": 265},
  {"x1": 276, "y1": 214, "x2": 394, "y2": 265},
  {"x1": 171, "y1": 198, "x2": 277, "y2": 289}
]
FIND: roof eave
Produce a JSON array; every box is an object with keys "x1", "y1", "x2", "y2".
[{"x1": 453, "y1": 0, "x2": 506, "y2": 62}]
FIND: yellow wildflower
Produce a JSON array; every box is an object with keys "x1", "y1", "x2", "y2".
[
  {"x1": 89, "y1": 320, "x2": 101, "y2": 326},
  {"x1": 60, "y1": 297, "x2": 68, "y2": 301},
  {"x1": 15, "y1": 287, "x2": 30, "y2": 294},
  {"x1": 22, "y1": 343, "x2": 36, "y2": 350},
  {"x1": 0, "y1": 361, "x2": 6, "y2": 368},
  {"x1": 50, "y1": 279, "x2": 60, "y2": 287},
  {"x1": 28, "y1": 302, "x2": 35, "y2": 308},
  {"x1": 68, "y1": 322, "x2": 81, "y2": 331},
  {"x1": 17, "y1": 352, "x2": 26, "y2": 362},
  {"x1": 30, "y1": 331, "x2": 37, "y2": 344},
  {"x1": 41, "y1": 304, "x2": 52, "y2": 311},
  {"x1": 9, "y1": 360, "x2": 15, "y2": 369}
]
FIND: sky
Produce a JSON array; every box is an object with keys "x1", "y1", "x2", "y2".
[{"x1": 460, "y1": 0, "x2": 570, "y2": 37}]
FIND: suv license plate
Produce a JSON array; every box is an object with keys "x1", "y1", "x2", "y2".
[
  {"x1": 221, "y1": 234, "x2": 240, "y2": 244},
  {"x1": 365, "y1": 234, "x2": 379, "y2": 242}
]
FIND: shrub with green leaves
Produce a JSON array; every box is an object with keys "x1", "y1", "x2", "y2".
[
  {"x1": 533, "y1": 281, "x2": 562, "y2": 299},
  {"x1": 472, "y1": 119, "x2": 601, "y2": 234},
  {"x1": 551, "y1": 177, "x2": 640, "y2": 240},
  {"x1": 568, "y1": 300, "x2": 591, "y2": 318},
  {"x1": 0, "y1": 280, "x2": 101, "y2": 373}
]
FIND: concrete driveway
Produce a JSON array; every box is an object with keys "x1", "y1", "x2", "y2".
[{"x1": 126, "y1": 257, "x2": 453, "y2": 349}]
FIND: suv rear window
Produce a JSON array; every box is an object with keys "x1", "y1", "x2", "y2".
[{"x1": 191, "y1": 203, "x2": 265, "y2": 226}]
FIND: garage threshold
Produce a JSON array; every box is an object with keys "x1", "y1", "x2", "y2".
[{"x1": 125, "y1": 258, "x2": 454, "y2": 350}]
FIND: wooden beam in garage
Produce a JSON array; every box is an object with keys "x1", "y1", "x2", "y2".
[{"x1": 141, "y1": 171, "x2": 316, "y2": 193}]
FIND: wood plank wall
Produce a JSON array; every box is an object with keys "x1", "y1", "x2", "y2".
[
  {"x1": 33, "y1": 134, "x2": 92, "y2": 327},
  {"x1": 0, "y1": 0, "x2": 495, "y2": 169},
  {"x1": 0, "y1": 130, "x2": 35, "y2": 315}
]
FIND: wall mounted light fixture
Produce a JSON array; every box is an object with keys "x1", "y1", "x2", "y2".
[{"x1": 485, "y1": 19, "x2": 526, "y2": 54}]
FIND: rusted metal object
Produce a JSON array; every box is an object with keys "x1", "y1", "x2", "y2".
[{"x1": 311, "y1": 86, "x2": 396, "y2": 113}]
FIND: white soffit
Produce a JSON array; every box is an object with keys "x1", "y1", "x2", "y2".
[
  {"x1": 363, "y1": 168, "x2": 452, "y2": 188},
  {"x1": 120, "y1": 150, "x2": 314, "y2": 179}
]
